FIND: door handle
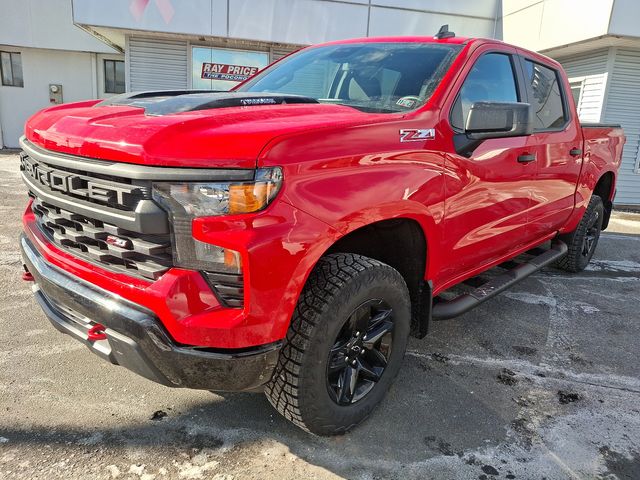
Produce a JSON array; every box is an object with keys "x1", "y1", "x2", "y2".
[
  {"x1": 517, "y1": 154, "x2": 536, "y2": 164},
  {"x1": 569, "y1": 148, "x2": 582, "y2": 156}
]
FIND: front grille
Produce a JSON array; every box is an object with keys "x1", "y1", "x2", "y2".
[
  {"x1": 20, "y1": 139, "x2": 253, "y2": 290},
  {"x1": 20, "y1": 141, "x2": 173, "y2": 280},
  {"x1": 32, "y1": 198, "x2": 172, "y2": 280},
  {"x1": 20, "y1": 152, "x2": 150, "y2": 211}
]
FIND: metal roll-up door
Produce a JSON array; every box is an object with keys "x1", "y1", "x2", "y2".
[
  {"x1": 129, "y1": 37, "x2": 188, "y2": 92},
  {"x1": 270, "y1": 46, "x2": 300, "y2": 63}
]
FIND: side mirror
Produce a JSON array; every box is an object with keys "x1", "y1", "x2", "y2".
[{"x1": 454, "y1": 102, "x2": 533, "y2": 157}]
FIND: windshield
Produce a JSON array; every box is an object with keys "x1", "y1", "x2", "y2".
[{"x1": 236, "y1": 42, "x2": 461, "y2": 114}]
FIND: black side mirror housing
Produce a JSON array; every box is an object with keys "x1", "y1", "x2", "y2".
[{"x1": 454, "y1": 102, "x2": 533, "y2": 157}]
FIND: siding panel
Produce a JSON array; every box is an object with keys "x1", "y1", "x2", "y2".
[{"x1": 603, "y1": 48, "x2": 640, "y2": 205}]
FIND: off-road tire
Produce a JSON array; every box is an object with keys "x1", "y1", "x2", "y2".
[
  {"x1": 555, "y1": 194, "x2": 604, "y2": 273},
  {"x1": 265, "y1": 253, "x2": 411, "y2": 436}
]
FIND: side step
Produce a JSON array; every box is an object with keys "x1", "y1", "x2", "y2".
[{"x1": 432, "y1": 240, "x2": 568, "y2": 321}]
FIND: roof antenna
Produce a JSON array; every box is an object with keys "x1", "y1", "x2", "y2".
[{"x1": 435, "y1": 24, "x2": 455, "y2": 39}]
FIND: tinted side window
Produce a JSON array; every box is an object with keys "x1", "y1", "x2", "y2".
[
  {"x1": 524, "y1": 60, "x2": 567, "y2": 130},
  {"x1": 451, "y1": 53, "x2": 519, "y2": 130}
]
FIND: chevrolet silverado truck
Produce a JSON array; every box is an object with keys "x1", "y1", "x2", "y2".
[{"x1": 19, "y1": 28, "x2": 624, "y2": 435}]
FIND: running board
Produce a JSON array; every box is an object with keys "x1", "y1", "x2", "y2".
[{"x1": 432, "y1": 240, "x2": 568, "y2": 321}]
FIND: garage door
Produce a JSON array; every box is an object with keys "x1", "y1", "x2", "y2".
[{"x1": 129, "y1": 36, "x2": 188, "y2": 92}]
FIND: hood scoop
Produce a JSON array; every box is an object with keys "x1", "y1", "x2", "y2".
[{"x1": 96, "y1": 90, "x2": 319, "y2": 116}]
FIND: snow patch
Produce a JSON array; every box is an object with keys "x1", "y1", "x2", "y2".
[
  {"x1": 578, "y1": 303, "x2": 600, "y2": 314},
  {"x1": 504, "y1": 292, "x2": 557, "y2": 307},
  {"x1": 174, "y1": 459, "x2": 219, "y2": 479},
  {"x1": 106, "y1": 465, "x2": 121, "y2": 479},
  {"x1": 586, "y1": 259, "x2": 640, "y2": 273},
  {"x1": 129, "y1": 464, "x2": 147, "y2": 476}
]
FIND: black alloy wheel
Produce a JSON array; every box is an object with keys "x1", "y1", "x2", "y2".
[
  {"x1": 326, "y1": 299, "x2": 394, "y2": 405},
  {"x1": 581, "y1": 208, "x2": 600, "y2": 259},
  {"x1": 555, "y1": 194, "x2": 604, "y2": 273},
  {"x1": 265, "y1": 253, "x2": 411, "y2": 435}
]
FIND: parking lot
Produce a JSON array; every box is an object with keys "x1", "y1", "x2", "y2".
[{"x1": 0, "y1": 151, "x2": 639, "y2": 480}]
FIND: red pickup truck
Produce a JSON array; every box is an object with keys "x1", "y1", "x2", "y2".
[{"x1": 20, "y1": 29, "x2": 624, "y2": 435}]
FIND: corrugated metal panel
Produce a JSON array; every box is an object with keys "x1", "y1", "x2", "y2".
[
  {"x1": 603, "y1": 48, "x2": 640, "y2": 205},
  {"x1": 559, "y1": 50, "x2": 608, "y2": 123},
  {"x1": 129, "y1": 37, "x2": 188, "y2": 91},
  {"x1": 270, "y1": 46, "x2": 299, "y2": 63}
]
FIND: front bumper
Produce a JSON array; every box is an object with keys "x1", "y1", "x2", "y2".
[{"x1": 20, "y1": 235, "x2": 281, "y2": 391}]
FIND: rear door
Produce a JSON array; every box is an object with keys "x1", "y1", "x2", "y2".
[
  {"x1": 516, "y1": 55, "x2": 584, "y2": 238},
  {"x1": 438, "y1": 45, "x2": 538, "y2": 284}
]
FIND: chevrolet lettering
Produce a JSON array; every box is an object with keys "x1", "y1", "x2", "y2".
[{"x1": 20, "y1": 154, "x2": 140, "y2": 208}]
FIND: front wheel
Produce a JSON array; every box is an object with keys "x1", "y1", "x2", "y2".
[
  {"x1": 555, "y1": 194, "x2": 604, "y2": 273},
  {"x1": 265, "y1": 253, "x2": 411, "y2": 435}
]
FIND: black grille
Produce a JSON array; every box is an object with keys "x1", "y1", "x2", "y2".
[
  {"x1": 32, "y1": 198, "x2": 172, "y2": 280},
  {"x1": 203, "y1": 272, "x2": 244, "y2": 308},
  {"x1": 20, "y1": 152, "x2": 151, "y2": 211}
]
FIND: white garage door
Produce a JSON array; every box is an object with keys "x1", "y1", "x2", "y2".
[{"x1": 128, "y1": 36, "x2": 188, "y2": 92}]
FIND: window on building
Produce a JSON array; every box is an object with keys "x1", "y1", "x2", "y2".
[
  {"x1": 524, "y1": 60, "x2": 568, "y2": 130},
  {"x1": 450, "y1": 53, "x2": 519, "y2": 131},
  {"x1": 104, "y1": 59, "x2": 125, "y2": 94},
  {"x1": 1, "y1": 51, "x2": 24, "y2": 87}
]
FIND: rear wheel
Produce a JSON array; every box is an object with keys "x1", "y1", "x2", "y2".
[
  {"x1": 555, "y1": 194, "x2": 604, "y2": 273},
  {"x1": 265, "y1": 253, "x2": 411, "y2": 435}
]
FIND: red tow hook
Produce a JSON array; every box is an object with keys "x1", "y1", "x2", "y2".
[
  {"x1": 87, "y1": 324, "x2": 107, "y2": 342},
  {"x1": 22, "y1": 271, "x2": 34, "y2": 281}
]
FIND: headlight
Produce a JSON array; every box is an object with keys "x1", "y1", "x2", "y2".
[{"x1": 152, "y1": 167, "x2": 283, "y2": 273}]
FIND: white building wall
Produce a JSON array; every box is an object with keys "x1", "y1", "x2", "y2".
[
  {"x1": 608, "y1": 0, "x2": 640, "y2": 38},
  {"x1": 0, "y1": 0, "x2": 121, "y2": 148},
  {"x1": 603, "y1": 48, "x2": 640, "y2": 206},
  {"x1": 502, "y1": 0, "x2": 613, "y2": 51},
  {"x1": 0, "y1": 0, "x2": 116, "y2": 53},
  {"x1": 73, "y1": 0, "x2": 500, "y2": 44},
  {"x1": 0, "y1": 47, "x2": 102, "y2": 148}
]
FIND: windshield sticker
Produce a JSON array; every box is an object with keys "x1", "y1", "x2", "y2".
[{"x1": 396, "y1": 97, "x2": 418, "y2": 109}]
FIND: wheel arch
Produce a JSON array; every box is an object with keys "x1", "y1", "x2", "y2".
[
  {"x1": 320, "y1": 215, "x2": 433, "y2": 338},
  {"x1": 593, "y1": 171, "x2": 616, "y2": 230}
]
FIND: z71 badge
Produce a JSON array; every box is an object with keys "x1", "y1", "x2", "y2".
[{"x1": 399, "y1": 129, "x2": 436, "y2": 142}]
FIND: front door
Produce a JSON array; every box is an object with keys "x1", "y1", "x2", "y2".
[{"x1": 437, "y1": 47, "x2": 538, "y2": 286}]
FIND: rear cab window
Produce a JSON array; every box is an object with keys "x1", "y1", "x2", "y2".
[{"x1": 523, "y1": 60, "x2": 569, "y2": 131}]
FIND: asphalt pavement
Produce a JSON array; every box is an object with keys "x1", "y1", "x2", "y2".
[{"x1": 0, "y1": 152, "x2": 639, "y2": 479}]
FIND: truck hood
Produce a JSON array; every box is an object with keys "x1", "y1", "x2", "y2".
[{"x1": 24, "y1": 92, "x2": 388, "y2": 168}]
